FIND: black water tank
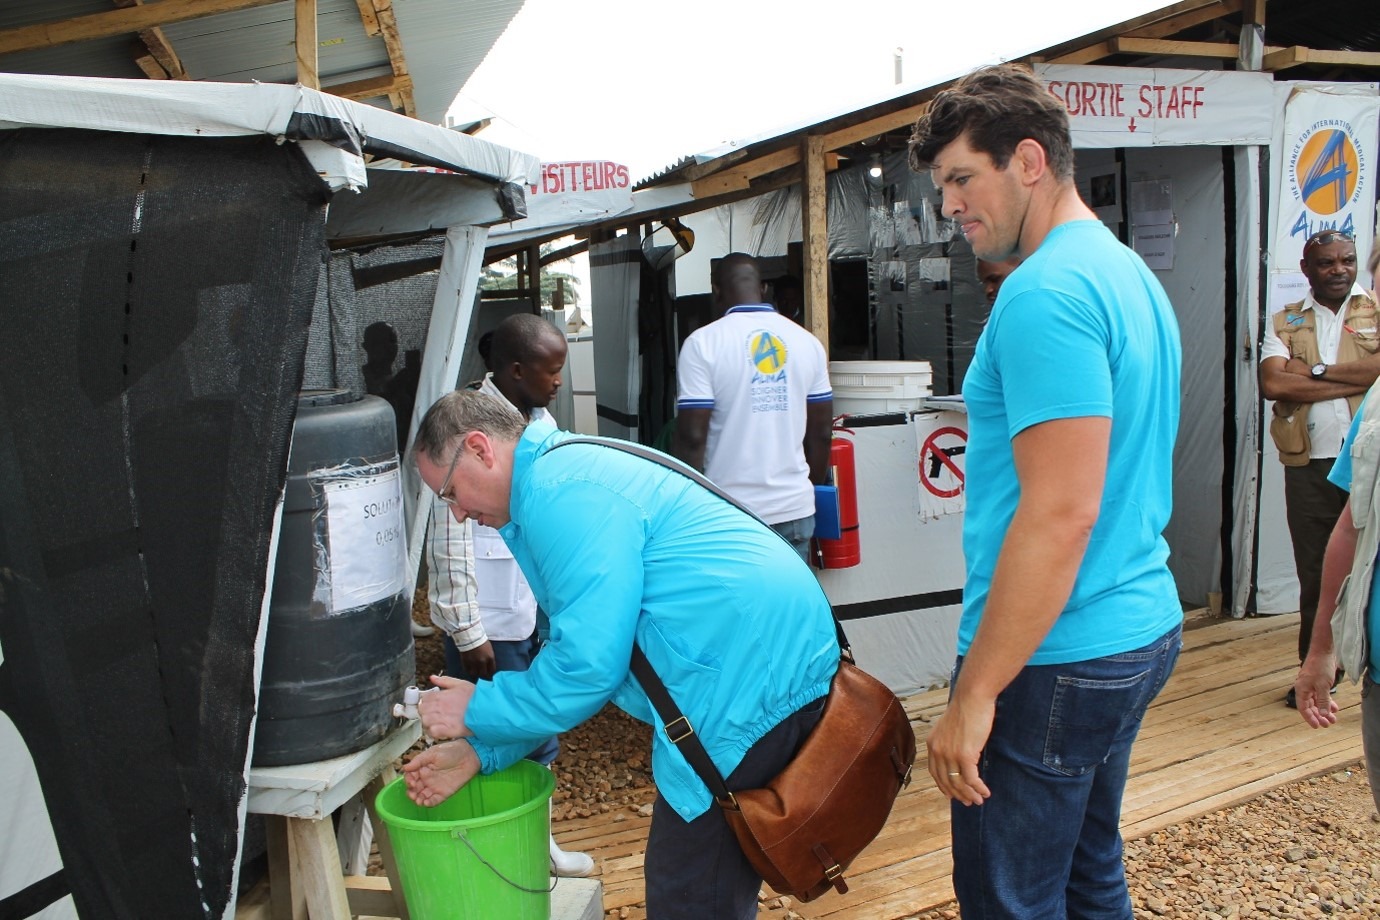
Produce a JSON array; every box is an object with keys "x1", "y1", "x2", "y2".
[{"x1": 252, "y1": 390, "x2": 415, "y2": 766}]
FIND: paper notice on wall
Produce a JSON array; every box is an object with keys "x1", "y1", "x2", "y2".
[
  {"x1": 1133, "y1": 224, "x2": 1175, "y2": 270},
  {"x1": 321, "y1": 466, "x2": 406, "y2": 614},
  {"x1": 1268, "y1": 273, "x2": 1311, "y2": 316},
  {"x1": 1130, "y1": 178, "x2": 1174, "y2": 227}
]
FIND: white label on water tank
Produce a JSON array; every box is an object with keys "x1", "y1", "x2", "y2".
[{"x1": 321, "y1": 467, "x2": 406, "y2": 614}]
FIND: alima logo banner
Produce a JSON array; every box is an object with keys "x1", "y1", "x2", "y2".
[
  {"x1": 1272, "y1": 91, "x2": 1377, "y2": 271},
  {"x1": 1295, "y1": 128, "x2": 1360, "y2": 215}
]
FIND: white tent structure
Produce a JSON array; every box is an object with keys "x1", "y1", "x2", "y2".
[{"x1": 0, "y1": 72, "x2": 536, "y2": 920}]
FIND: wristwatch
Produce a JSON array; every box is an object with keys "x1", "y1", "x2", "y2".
[{"x1": 1311, "y1": 362, "x2": 1328, "y2": 379}]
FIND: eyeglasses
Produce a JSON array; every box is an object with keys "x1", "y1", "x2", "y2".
[
  {"x1": 1304, "y1": 230, "x2": 1354, "y2": 251},
  {"x1": 435, "y1": 442, "x2": 464, "y2": 506}
]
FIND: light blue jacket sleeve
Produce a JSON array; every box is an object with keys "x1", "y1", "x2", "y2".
[{"x1": 465, "y1": 476, "x2": 647, "y2": 772}]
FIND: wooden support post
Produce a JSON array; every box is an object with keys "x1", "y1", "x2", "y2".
[
  {"x1": 801, "y1": 135, "x2": 830, "y2": 354},
  {"x1": 1262, "y1": 44, "x2": 1308, "y2": 72},
  {"x1": 371, "y1": 0, "x2": 415, "y2": 117},
  {"x1": 1240, "y1": 0, "x2": 1266, "y2": 70},
  {"x1": 288, "y1": 816, "x2": 352, "y2": 920},
  {"x1": 0, "y1": 0, "x2": 282, "y2": 56},
  {"x1": 527, "y1": 243, "x2": 543, "y2": 311},
  {"x1": 1111, "y1": 37, "x2": 1241, "y2": 59},
  {"x1": 133, "y1": 49, "x2": 169, "y2": 79},
  {"x1": 1050, "y1": 40, "x2": 1114, "y2": 65},
  {"x1": 325, "y1": 72, "x2": 412, "y2": 101},
  {"x1": 363, "y1": 768, "x2": 410, "y2": 920},
  {"x1": 264, "y1": 816, "x2": 306, "y2": 920},
  {"x1": 112, "y1": 0, "x2": 189, "y2": 79},
  {"x1": 295, "y1": 0, "x2": 318, "y2": 90}
]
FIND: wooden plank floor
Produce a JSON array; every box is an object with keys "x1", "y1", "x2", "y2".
[{"x1": 553, "y1": 615, "x2": 1366, "y2": 918}]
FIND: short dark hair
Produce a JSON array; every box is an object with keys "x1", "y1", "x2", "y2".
[
  {"x1": 774, "y1": 274, "x2": 802, "y2": 295},
  {"x1": 476, "y1": 330, "x2": 495, "y2": 371},
  {"x1": 908, "y1": 64, "x2": 1074, "y2": 181},
  {"x1": 1302, "y1": 229, "x2": 1355, "y2": 261},
  {"x1": 489, "y1": 313, "x2": 564, "y2": 369}
]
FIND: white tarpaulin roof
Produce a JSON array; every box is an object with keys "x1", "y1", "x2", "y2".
[{"x1": 0, "y1": 72, "x2": 539, "y2": 201}]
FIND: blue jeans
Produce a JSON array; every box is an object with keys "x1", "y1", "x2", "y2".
[
  {"x1": 950, "y1": 624, "x2": 1182, "y2": 919},
  {"x1": 442, "y1": 630, "x2": 560, "y2": 766},
  {"x1": 770, "y1": 514, "x2": 814, "y2": 564}
]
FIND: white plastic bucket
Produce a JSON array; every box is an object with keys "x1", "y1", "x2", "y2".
[{"x1": 829, "y1": 361, "x2": 932, "y2": 415}]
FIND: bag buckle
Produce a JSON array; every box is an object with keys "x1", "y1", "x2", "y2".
[
  {"x1": 813, "y1": 844, "x2": 849, "y2": 894},
  {"x1": 716, "y1": 791, "x2": 740, "y2": 810},
  {"x1": 664, "y1": 715, "x2": 695, "y2": 744},
  {"x1": 891, "y1": 747, "x2": 913, "y2": 787}
]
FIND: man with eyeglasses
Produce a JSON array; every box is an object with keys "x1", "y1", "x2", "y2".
[
  {"x1": 423, "y1": 312, "x2": 594, "y2": 876},
  {"x1": 1261, "y1": 229, "x2": 1380, "y2": 707},
  {"x1": 405, "y1": 390, "x2": 838, "y2": 920}
]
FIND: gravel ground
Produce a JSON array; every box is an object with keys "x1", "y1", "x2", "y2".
[
  {"x1": 408, "y1": 601, "x2": 1380, "y2": 919},
  {"x1": 907, "y1": 764, "x2": 1380, "y2": 920}
]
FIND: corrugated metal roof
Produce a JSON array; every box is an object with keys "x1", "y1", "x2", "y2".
[
  {"x1": 393, "y1": 0, "x2": 520, "y2": 130},
  {"x1": 1264, "y1": 0, "x2": 1380, "y2": 58},
  {"x1": 636, "y1": 0, "x2": 1380, "y2": 191},
  {"x1": 0, "y1": 0, "x2": 524, "y2": 124},
  {"x1": 637, "y1": 154, "x2": 706, "y2": 188}
]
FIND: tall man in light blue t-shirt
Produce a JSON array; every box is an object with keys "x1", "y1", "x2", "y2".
[{"x1": 908, "y1": 64, "x2": 1183, "y2": 919}]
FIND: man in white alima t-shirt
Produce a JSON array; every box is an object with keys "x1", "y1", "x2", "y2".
[{"x1": 674, "y1": 252, "x2": 833, "y2": 561}]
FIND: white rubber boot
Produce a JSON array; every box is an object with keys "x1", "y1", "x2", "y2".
[{"x1": 549, "y1": 800, "x2": 595, "y2": 877}]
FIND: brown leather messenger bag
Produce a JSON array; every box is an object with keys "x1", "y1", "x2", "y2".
[{"x1": 550, "y1": 436, "x2": 916, "y2": 901}]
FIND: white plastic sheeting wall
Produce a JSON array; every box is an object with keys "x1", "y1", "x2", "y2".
[
  {"x1": 1232, "y1": 146, "x2": 1266, "y2": 618},
  {"x1": 589, "y1": 235, "x2": 643, "y2": 440},
  {"x1": 817, "y1": 413, "x2": 967, "y2": 696},
  {"x1": 1122, "y1": 144, "x2": 1229, "y2": 611}
]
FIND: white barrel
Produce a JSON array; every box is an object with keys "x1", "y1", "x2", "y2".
[{"x1": 829, "y1": 361, "x2": 933, "y2": 414}]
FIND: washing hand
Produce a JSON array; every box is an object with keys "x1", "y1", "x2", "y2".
[
  {"x1": 402, "y1": 739, "x2": 481, "y2": 807},
  {"x1": 418, "y1": 674, "x2": 477, "y2": 741}
]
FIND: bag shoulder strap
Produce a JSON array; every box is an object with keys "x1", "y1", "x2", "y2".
[
  {"x1": 551, "y1": 435, "x2": 751, "y2": 517},
  {"x1": 545, "y1": 434, "x2": 837, "y2": 802},
  {"x1": 629, "y1": 644, "x2": 734, "y2": 801},
  {"x1": 547, "y1": 435, "x2": 848, "y2": 649}
]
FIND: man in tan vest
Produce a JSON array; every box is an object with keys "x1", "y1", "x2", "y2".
[{"x1": 1261, "y1": 229, "x2": 1380, "y2": 706}]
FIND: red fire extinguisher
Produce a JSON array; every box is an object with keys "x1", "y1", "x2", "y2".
[{"x1": 817, "y1": 434, "x2": 860, "y2": 569}]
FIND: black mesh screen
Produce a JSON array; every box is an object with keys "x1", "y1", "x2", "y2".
[
  {"x1": 302, "y1": 238, "x2": 452, "y2": 451},
  {"x1": 0, "y1": 128, "x2": 327, "y2": 919}
]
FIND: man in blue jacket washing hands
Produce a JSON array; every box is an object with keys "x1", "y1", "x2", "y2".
[{"x1": 404, "y1": 389, "x2": 838, "y2": 920}]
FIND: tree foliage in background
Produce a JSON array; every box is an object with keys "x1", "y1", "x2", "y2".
[{"x1": 481, "y1": 242, "x2": 581, "y2": 307}]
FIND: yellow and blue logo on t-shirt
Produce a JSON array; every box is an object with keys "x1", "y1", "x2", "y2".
[
  {"x1": 748, "y1": 330, "x2": 789, "y2": 412},
  {"x1": 749, "y1": 331, "x2": 788, "y2": 374}
]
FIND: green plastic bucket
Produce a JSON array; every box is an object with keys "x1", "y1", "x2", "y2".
[{"x1": 374, "y1": 760, "x2": 555, "y2": 920}]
